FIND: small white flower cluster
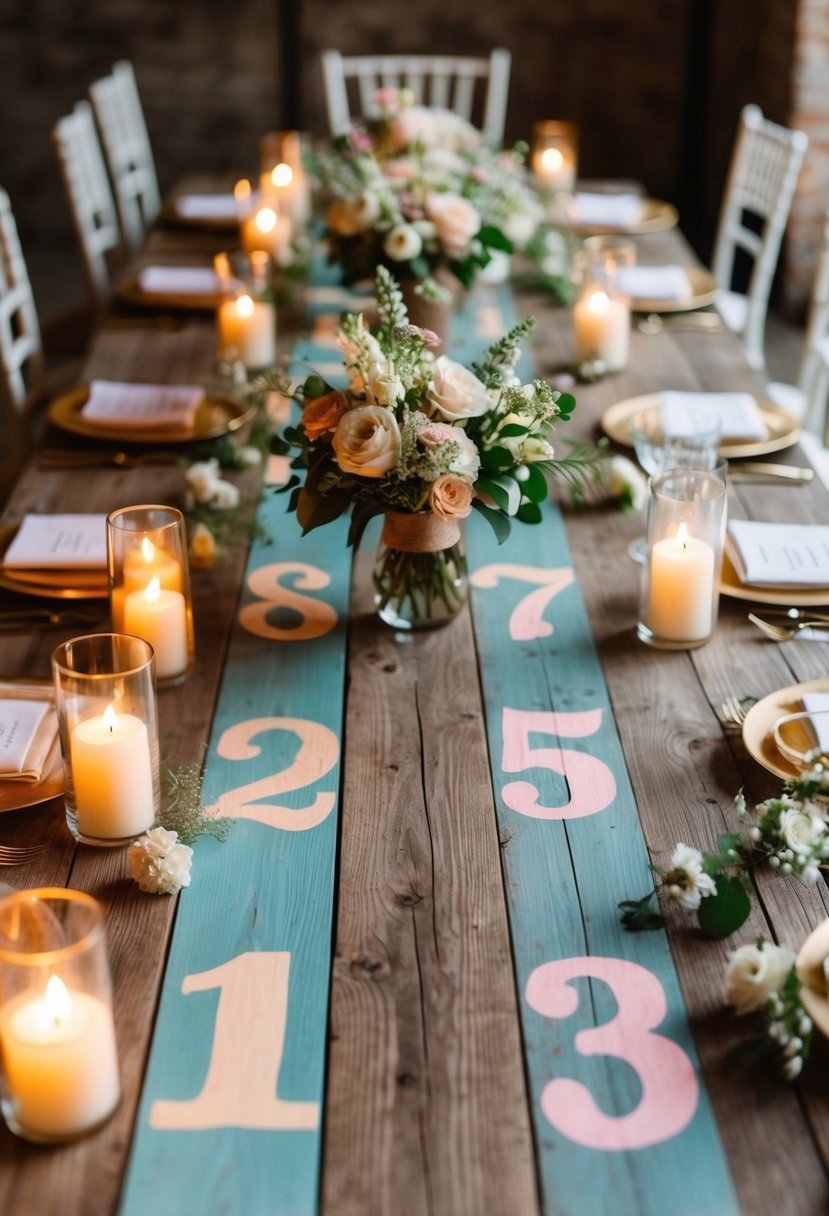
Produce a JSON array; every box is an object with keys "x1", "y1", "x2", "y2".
[
  {"x1": 184, "y1": 458, "x2": 240, "y2": 510},
  {"x1": 127, "y1": 826, "x2": 193, "y2": 895},
  {"x1": 725, "y1": 939, "x2": 811, "y2": 1080},
  {"x1": 750, "y1": 793, "x2": 829, "y2": 883}
]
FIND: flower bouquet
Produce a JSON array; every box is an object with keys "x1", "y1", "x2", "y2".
[{"x1": 272, "y1": 266, "x2": 597, "y2": 630}]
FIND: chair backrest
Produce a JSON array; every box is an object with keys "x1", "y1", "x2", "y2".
[
  {"x1": 89, "y1": 60, "x2": 160, "y2": 253},
  {"x1": 321, "y1": 48, "x2": 511, "y2": 147},
  {"x1": 712, "y1": 104, "x2": 808, "y2": 370},
  {"x1": 52, "y1": 100, "x2": 123, "y2": 309},
  {"x1": 0, "y1": 188, "x2": 44, "y2": 414},
  {"x1": 796, "y1": 214, "x2": 829, "y2": 442}
]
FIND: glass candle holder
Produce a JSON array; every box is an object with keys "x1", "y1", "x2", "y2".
[
  {"x1": 637, "y1": 467, "x2": 727, "y2": 650},
  {"x1": 0, "y1": 887, "x2": 120, "y2": 1143},
  {"x1": 259, "y1": 130, "x2": 312, "y2": 229},
  {"x1": 107, "y1": 505, "x2": 195, "y2": 686},
  {"x1": 52, "y1": 634, "x2": 160, "y2": 846},
  {"x1": 240, "y1": 197, "x2": 294, "y2": 268},
  {"x1": 572, "y1": 239, "x2": 634, "y2": 375},
  {"x1": 215, "y1": 250, "x2": 277, "y2": 372},
  {"x1": 531, "y1": 120, "x2": 579, "y2": 194}
]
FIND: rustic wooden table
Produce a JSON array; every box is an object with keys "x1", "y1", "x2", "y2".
[{"x1": 1, "y1": 209, "x2": 829, "y2": 1216}]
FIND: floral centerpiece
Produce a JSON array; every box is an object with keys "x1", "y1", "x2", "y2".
[
  {"x1": 272, "y1": 266, "x2": 596, "y2": 629},
  {"x1": 318, "y1": 88, "x2": 545, "y2": 308}
]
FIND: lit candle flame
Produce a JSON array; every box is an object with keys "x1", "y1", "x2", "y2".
[
  {"x1": 234, "y1": 179, "x2": 251, "y2": 203},
  {"x1": 140, "y1": 537, "x2": 156, "y2": 564},
  {"x1": 270, "y1": 163, "x2": 293, "y2": 188},
  {"x1": 103, "y1": 704, "x2": 117, "y2": 733},
  {"x1": 236, "y1": 293, "x2": 254, "y2": 318},
  {"x1": 541, "y1": 147, "x2": 564, "y2": 173},
  {"x1": 255, "y1": 207, "x2": 277, "y2": 235},
  {"x1": 677, "y1": 522, "x2": 689, "y2": 550},
  {"x1": 145, "y1": 577, "x2": 161, "y2": 604},
  {"x1": 40, "y1": 976, "x2": 72, "y2": 1029},
  {"x1": 586, "y1": 289, "x2": 610, "y2": 315}
]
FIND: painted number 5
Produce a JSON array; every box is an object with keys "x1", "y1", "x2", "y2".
[
  {"x1": 526, "y1": 957, "x2": 698, "y2": 1150},
  {"x1": 501, "y1": 706, "x2": 616, "y2": 820}
]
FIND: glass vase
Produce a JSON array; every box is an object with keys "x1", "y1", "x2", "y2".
[{"x1": 373, "y1": 511, "x2": 468, "y2": 631}]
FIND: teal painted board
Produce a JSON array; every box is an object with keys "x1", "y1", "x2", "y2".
[
  {"x1": 467, "y1": 504, "x2": 738, "y2": 1216},
  {"x1": 120, "y1": 438, "x2": 352, "y2": 1215}
]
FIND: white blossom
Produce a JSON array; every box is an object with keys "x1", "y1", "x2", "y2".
[
  {"x1": 665, "y1": 842, "x2": 717, "y2": 910},
  {"x1": 127, "y1": 827, "x2": 193, "y2": 895},
  {"x1": 724, "y1": 940, "x2": 795, "y2": 1015}
]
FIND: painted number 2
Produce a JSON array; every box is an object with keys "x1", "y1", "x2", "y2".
[
  {"x1": 501, "y1": 706, "x2": 616, "y2": 820},
  {"x1": 525, "y1": 956, "x2": 698, "y2": 1150},
  {"x1": 151, "y1": 951, "x2": 318, "y2": 1131}
]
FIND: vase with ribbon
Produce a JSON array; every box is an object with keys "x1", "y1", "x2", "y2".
[
  {"x1": 373, "y1": 510, "x2": 468, "y2": 630},
  {"x1": 398, "y1": 264, "x2": 464, "y2": 355}
]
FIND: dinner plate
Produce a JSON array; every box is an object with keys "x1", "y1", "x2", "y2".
[
  {"x1": 114, "y1": 274, "x2": 224, "y2": 312},
  {"x1": 741, "y1": 677, "x2": 829, "y2": 781},
  {"x1": 0, "y1": 681, "x2": 64, "y2": 813},
  {"x1": 566, "y1": 198, "x2": 679, "y2": 235},
  {"x1": 600, "y1": 393, "x2": 801, "y2": 460},
  {"x1": 627, "y1": 265, "x2": 719, "y2": 313},
  {"x1": 48, "y1": 385, "x2": 254, "y2": 445},
  {"x1": 796, "y1": 919, "x2": 829, "y2": 1042},
  {"x1": 0, "y1": 523, "x2": 108, "y2": 601},
  {"x1": 719, "y1": 551, "x2": 829, "y2": 607}
]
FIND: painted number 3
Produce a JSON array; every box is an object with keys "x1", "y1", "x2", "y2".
[{"x1": 525, "y1": 957, "x2": 698, "y2": 1150}]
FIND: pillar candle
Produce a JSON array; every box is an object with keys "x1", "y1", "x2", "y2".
[
  {"x1": 645, "y1": 523, "x2": 715, "y2": 642},
  {"x1": 573, "y1": 287, "x2": 630, "y2": 371},
  {"x1": 124, "y1": 577, "x2": 189, "y2": 680},
  {"x1": 217, "y1": 293, "x2": 276, "y2": 370},
  {"x1": 70, "y1": 704, "x2": 155, "y2": 839},
  {"x1": 0, "y1": 976, "x2": 120, "y2": 1139},
  {"x1": 240, "y1": 205, "x2": 293, "y2": 265}
]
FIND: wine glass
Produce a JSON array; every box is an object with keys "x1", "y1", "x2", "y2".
[
  {"x1": 627, "y1": 403, "x2": 723, "y2": 563},
  {"x1": 772, "y1": 709, "x2": 829, "y2": 773}
]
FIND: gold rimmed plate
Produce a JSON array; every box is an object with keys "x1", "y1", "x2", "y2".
[
  {"x1": 114, "y1": 275, "x2": 223, "y2": 312},
  {"x1": 742, "y1": 677, "x2": 829, "y2": 781},
  {"x1": 796, "y1": 920, "x2": 829, "y2": 1042},
  {"x1": 628, "y1": 266, "x2": 719, "y2": 314},
  {"x1": 0, "y1": 523, "x2": 108, "y2": 600},
  {"x1": 0, "y1": 680, "x2": 63, "y2": 812},
  {"x1": 566, "y1": 197, "x2": 679, "y2": 235},
  {"x1": 600, "y1": 392, "x2": 801, "y2": 460},
  {"x1": 48, "y1": 385, "x2": 254, "y2": 445},
  {"x1": 719, "y1": 552, "x2": 829, "y2": 607}
]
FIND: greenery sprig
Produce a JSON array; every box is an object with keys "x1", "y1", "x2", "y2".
[{"x1": 160, "y1": 762, "x2": 233, "y2": 846}]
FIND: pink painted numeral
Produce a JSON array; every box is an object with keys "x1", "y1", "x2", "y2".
[
  {"x1": 470, "y1": 564, "x2": 574, "y2": 640},
  {"x1": 206, "y1": 717, "x2": 339, "y2": 831},
  {"x1": 501, "y1": 707, "x2": 616, "y2": 819},
  {"x1": 525, "y1": 956, "x2": 698, "y2": 1150},
  {"x1": 150, "y1": 952, "x2": 319, "y2": 1131},
  {"x1": 240, "y1": 562, "x2": 338, "y2": 641}
]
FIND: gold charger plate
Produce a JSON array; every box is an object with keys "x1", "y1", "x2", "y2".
[
  {"x1": 600, "y1": 392, "x2": 801, "y2": 460},
  {"x1": 114, "y1": 274, "x2": 223, "y2": 312},
  {"x1": 742, "y1": 677, "x2": 829, "y2": 781},
  {"x1": 0, "y1": 523, "x2": 108, "y2": 601},
  {"x1": 719, "y1": 551, "x2": 829, "y2": 607},
  {"x1": 566, "y1": 197, "x2": 679, "y2": 235},
  {"x1": 0, "y1": 680, "x2": 63, "y2": 813},
  {"x1": 796, "y1": 920, "x2": 829, "y2": 1042},
  {"x1": 628, "y1": 265, "x2": 719, "y2": 314},
  {"x1": 48, "y1": 385, "x2": 254, "y2": 445}
]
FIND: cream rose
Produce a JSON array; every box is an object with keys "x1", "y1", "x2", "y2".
[
  {"x1": 383, "y1": 223, "x2": 423, "y2": 262},
  {"x1": 333, "y1": 406, "x2": 401, "y2": 478},
  {"x1": 425, "y1": 192, "x2": 481, "y2": 258},
  {"x1": 327, "y1": 191, "x2": 380, "y2": 235},
  {"x1": 427, "y1": 356, "x2": 491, "y2": 420},
  {"x1": 365, "y1": 364, "x2": 404, "y2": 407},
  {"x1": 779, "y1": 808, "x2": 827, "y2": 856},
  {"x1": 725, "y1": 941, "x2": 795, "y2": 1014},
  {"x1": 302, "y1": 390, "x2": 350, "y2": 441},
  {"x1": 429, "y1": 474, "x2": 473, "y2": 521},
  {"x1": 418, "y1": 422, "x2": 480, "y2": 479}
]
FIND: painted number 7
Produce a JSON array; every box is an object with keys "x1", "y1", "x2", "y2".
[{"x1": 501, "y1": 707, "x2": 616, "y2": 820}]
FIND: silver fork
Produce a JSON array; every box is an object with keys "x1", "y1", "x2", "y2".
[
  {"x1": 748, "y1": 613, "x2": 829, "y2": 642},
  {"x1": 721, "y1": 697, "x2": 748, "y2": 731},
  {"x1": 0, "y1": 844, "x2": 44, "y2": 865}
]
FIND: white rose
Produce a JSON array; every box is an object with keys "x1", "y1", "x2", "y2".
[
  {"x1": 366, "y1": 363, "x2": 405, "y2": 407},
  {"x1": 779, "y1": 808, "x2": 826, "y2": 856},
  {"x1": 725, "y1": 941, "x2": 795, "y2": 1014},
  {"x1": 425, "y1": 192, "x2": 481, "y2": 258},
  {"x1": 501, "y1": 210, "x2": 538, "y2": 246},
  {"x1": 390, "y1": 105, "x2": 436, "y2": 151},
  {"x1": 185, "y1": 458, "x2": 221, "y2": 504},
  {"x1": 383, "y1": 223, "x2": 423, "y2": 262},
  {"x1": 427, "y1": 356, "x2": 491, "y2": 420},
  {"x1": 418, "y1": 422, "x2": 480, "y2": 479},
  {"x1": 127, "y1": 827, "x2": 193, "y2": 896},
  {"x1": 210, "y1": 479, "x2": 240, "y2": 510},
  {"x1": 333, "y1": 405, "x2": 401, "y2": 477}
]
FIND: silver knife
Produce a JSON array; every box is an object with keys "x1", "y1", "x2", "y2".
[{"x1": 728, "y1": 462, "x2": 814, "y2": 484}]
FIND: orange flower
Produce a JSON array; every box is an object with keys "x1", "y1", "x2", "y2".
[
  {"x1": 429, "y1": 474, "x2": 473, "y2": 521},
  {"x1": 302, "y1": 390, "x2": 350, "y2": 441}
]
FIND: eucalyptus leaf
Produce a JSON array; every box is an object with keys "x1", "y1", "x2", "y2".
[{"x1": 471, "y1": 498, "x2": 511, "y2": 543}]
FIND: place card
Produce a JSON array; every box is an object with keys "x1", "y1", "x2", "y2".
[
  {"x1": 659, "y1": 391, "x2": 768, "y2": 441},
  {"x1": 726, "y1": 521, "x2": 829, "y2": 588},
  {"x1": 570, "y1": 192, "x2": 643, "y2": 228},
  {"x1": 174, "y1": 194, "x2": 239, "y2": 221},
  {"x1": 3, "y1": 515, "x2": 107, "y2": 570},
  {"x1": 81, "y1": 380, "x2": 204, "y2": 431},
  {"x1": 0, "y1": 699, "x2": 54, "y2": 782},
  {"x1": 137, "y1": 266, "x2": 222, "y2": 296},
  {"x1": 616, "y1": 265, "x2": 692, "y2": 301},
  {"x1": 802, "y1": 693, "x2": 829, "y2": 746}
]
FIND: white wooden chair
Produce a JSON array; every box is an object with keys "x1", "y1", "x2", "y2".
[
  {"x1": 52, "y1": 100, "x2": 124, "y2": 311},
  {"x1": 89, "y1": 60, "x2": 161, "y2": 253},
  {"x1": 0, "y1": 188, "x2": 44, "y2": 414},
  {"x1": 321, "y1": 49, "x2": 511, "y2": 146},
  {"x1": 768, "y1": 213, "x2": 829, "y2": 445},
  {"x1": 712, "y1": 104, "x2": 808, "y2": 372}
]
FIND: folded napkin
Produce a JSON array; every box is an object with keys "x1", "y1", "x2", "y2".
[
  {"x1": 174, "y1": 193, "x2": 239, "y2": 221},
  {"x1": 726, "y1": 520, "x2": 829, "y2": 588},
  {"x1": 660, "y1": 391, "x2": 768, "y2": 441},
  {"x1": 81, "y1": 380, "x2": 204, "y2": 431},
  {"x1": 137, "y1": 266, "x2": 222, "y2": 296},
  {"x1": 3, "y1": 514, "x2": 107, "y2": 570},
  {"x1": 616, "y1": 265, "x2": 692, "y2": 301},
  {"x1": 0, "y1": 699, "x2": 57, "y2": 783},
  {"x1": 802, "y1": 693, "x2": 829, "y2": 749},
  {"x1": 570, "y1": 192, "x2": 643, "y2": 228}
]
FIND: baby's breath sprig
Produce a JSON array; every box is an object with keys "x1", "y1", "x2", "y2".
[{"x1": 160, "y1": 762, "x2": 233, "y2": 846}]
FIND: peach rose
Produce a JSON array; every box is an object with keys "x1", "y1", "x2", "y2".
[
  {"x1": 427, "y1": 356, "x2": 491, "y2": 420},
  {"x1": 302, "y1": 390, "x2": 350, "y2": 441},
  {"x1": 429, "y1": 474, "x2": 473, "y2": 520},
  {"x1": 332, "y1": 405, "x2": 401, "y2": 478},
  {"x1": 424, "y1": 192, "x2": 481, "y2": 258}
]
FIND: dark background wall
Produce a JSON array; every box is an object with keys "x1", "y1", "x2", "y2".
[{"x1": 0, "y1": 0, "x2": 799, "y2": 317}]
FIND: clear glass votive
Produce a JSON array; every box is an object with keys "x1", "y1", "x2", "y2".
[
  {"x1": 0, "y1": 887, "x2": 120, "y2": 1143},
  {"x1": 52, "y1": 634, "x2": 161, "y2": 846},
  {"x1": 259, "y1": 130, "x2": 312, "y2": 229},
  {"x1": 572, "y1": 238, "x2": 635, "y2": 376},
  {"x1": 107, "y1": 505, "x2": 195, "y2": 686},
  {"x1": 637, "y1": 466, "x2": 727, "y2": 650},
  {"x1": 214, "y1": 249, "x2": 277, "y2": 373},
  {"x1": 531, "y1": 119, "x2": 579, "y2": 195}
]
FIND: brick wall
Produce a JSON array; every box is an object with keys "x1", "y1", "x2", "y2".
[{"x1": 787, "y1": 0, "x2": 829, "y2": 314}]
